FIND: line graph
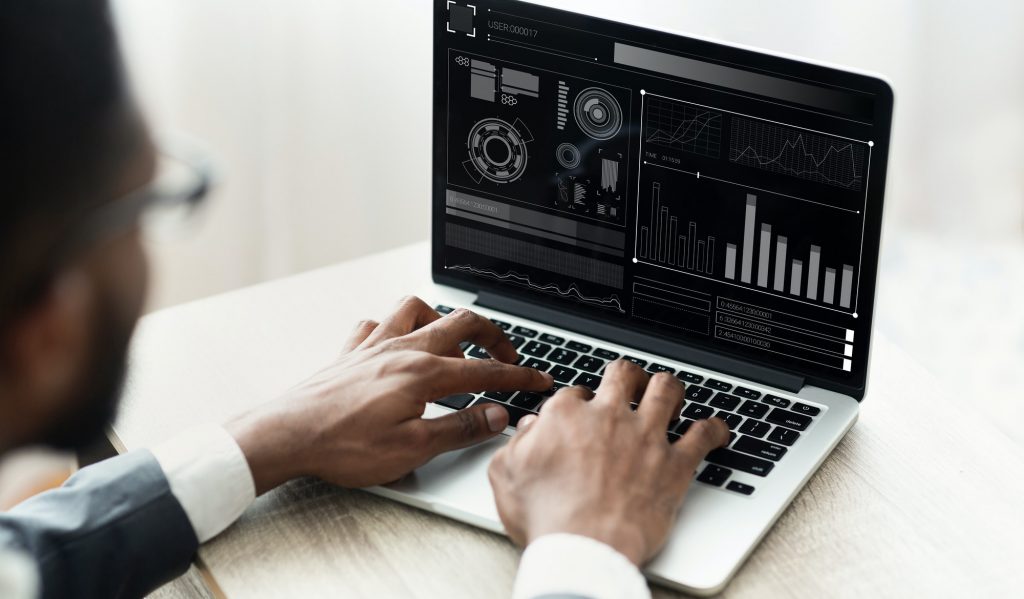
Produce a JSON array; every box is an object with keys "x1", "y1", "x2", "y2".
[
  {"x1": 729, "y1": 117, "x2": 866, "y2": 190},
  {"x1": 447, "y1": 264, "x2": 626, "y2": 313},
  {"x1": 644, "y1": 96, "x2": 722, "y2": 158}
]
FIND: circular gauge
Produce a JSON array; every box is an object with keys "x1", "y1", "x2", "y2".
[
  {"x1": 466, "y1": 117, "x2": 529, "y2": 184},
  {"x1": 574, "y1": 87, "x2": 623, "y2": 140},
  {"x1": 555, "y1": 142, "x2": 582, "y2": 169}
]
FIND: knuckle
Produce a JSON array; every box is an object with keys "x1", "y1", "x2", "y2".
[
  {"x1": 449, "y1": 307, "x2": 475, "y2": 322},
  {"x1": 456, "y1": 409, "x2": 481, "y2": 439},
  {"x1": 397, "y1": 294, "x2": 422, "y2": 310},
  {"x1": 407, "y1": 425, "x2": 431, "y2": 448}
]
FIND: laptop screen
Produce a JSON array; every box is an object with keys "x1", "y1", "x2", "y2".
[{"x1": 432, "y1": 0, "x2": 893, "y2": 398}]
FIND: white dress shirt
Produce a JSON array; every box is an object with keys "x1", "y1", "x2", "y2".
[
  {"x1": 1, "y1": 424, "x2": 650, "y2": 598},
  {"x1": 152, "y1": 424, "x2": 650, "y2": 598}
]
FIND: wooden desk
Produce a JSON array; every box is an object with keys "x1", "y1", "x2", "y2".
[{"x1": 115, "y1": 242, "x2": 1024, "y2": 598}]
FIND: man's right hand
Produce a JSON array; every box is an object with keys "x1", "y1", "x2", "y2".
[
  {"x1": 488, "y1": 360, "x2": 730, "y2": 566},
  {"x1": 225, "y1": 296, "x2": 553, "y2": 495}
]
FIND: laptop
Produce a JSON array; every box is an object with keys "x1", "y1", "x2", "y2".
[{"x1": 373, "y1": 0, "x2": 893, "y2": 594}]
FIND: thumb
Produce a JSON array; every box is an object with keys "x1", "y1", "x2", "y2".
[{"x1": 419, "y1": 403, "x2": 509, "y2": 455}]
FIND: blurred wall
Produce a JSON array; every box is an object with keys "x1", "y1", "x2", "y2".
[{"x1": 110, "y1": 0, "x2": 1024, "y2": 310}]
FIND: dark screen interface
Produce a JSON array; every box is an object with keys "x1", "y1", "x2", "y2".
[{"x1": 435, "y1": 0, "x2": 891, "y2": 388}]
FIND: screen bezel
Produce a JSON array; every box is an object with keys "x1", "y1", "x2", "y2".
[{"x1": 431, "y1": 0, "x2": 894, "y2": 400}]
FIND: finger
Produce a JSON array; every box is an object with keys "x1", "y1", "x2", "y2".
[
  {"x1": 637, "y1": 372, "x2": 686, "y2": 432},
  {"x1": 540, "y1": 384, "x2": 591, "y2": 413},
  {"x1": 672, "y1": 418, "x2": 730, "y2": 471},
  {"x1": 417, "y1": 401, "x2": 510, "y2": 455},
  {"x1": 341, "y1": 319, "x2": 379, "y2": 353},
  {"x1": 362, "y1": 296, "x2": 442, "y2": 346},
  {"x1": 594, "y1": 359, "x2": 649, "y2": 406},
  {"x1": 516, "y1": 413, "x2": 539, "y2": 435},
  {"x1": 409, "y1": 308, "x2": 519, "y2": 363},
  {"x1": 428, "y1": 356, "x2": 553, "y2": 397}
]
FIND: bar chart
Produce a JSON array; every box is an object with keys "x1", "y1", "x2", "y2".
[
  {"x1": 637, "y1": 182, "x2": 716, "y2": 275},
  {"x1": 723, "y1": 194, "x2": 855, "y2": 309},
  {"x1": 635, "y1": 177, "x2": 861, "y2": 313}
]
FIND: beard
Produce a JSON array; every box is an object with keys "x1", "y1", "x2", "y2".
[{"x1": 35, "y1": 297, "x2": 133, "y2": 451}]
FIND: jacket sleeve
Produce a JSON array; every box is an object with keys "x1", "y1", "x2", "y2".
[{"x1": 0, "y1": 449, "x2": 199, "y2": 599}]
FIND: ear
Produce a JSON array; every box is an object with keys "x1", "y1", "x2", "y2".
[{"x1": 2, "y1": 270, "x2": 95, "y2": 417}]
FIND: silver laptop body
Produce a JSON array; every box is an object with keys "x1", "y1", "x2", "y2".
[{"x1": 371, "y1": 1, "x2": 893, "y2": 594}]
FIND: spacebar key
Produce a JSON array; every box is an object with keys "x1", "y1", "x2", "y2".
[
  {"x1": 473, "y1": 398, "x2": 533, "y2": 428},
  {"x1": 705, "y1": 448, "x2": 775, "y2": 477}
]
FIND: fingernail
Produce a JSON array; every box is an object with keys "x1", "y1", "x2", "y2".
[{"x1": 485, "y1": 406, "x2": 508, "y2": 432}]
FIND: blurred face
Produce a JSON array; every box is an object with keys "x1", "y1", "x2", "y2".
[{"x1": 4, "y1": 125, "x2": 157, "y2": 451}]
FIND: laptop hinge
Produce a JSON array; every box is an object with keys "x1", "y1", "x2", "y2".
[{"x1": 475, "y1": 291, "x2": 805, "y2": 393}]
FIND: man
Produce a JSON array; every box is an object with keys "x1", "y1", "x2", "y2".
[{"x1": 0, "y1": 1, "x2": 729, "y2": 598}]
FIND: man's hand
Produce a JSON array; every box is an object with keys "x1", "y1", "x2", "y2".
[
  {"x1": 488, "y1": 360, "x2": 730, "y2": 566},
  {"x1": 225, "y1": 296, "x2": 553, "y2": 494}
]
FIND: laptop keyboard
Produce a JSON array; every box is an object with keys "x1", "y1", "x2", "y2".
[{"x1": 433, "y1": 305, "x2": 825, "y2": 496}]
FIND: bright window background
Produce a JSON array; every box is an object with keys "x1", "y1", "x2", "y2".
[{"x1": 110, "y1": 0, "x2": 1024, "y2": 443}]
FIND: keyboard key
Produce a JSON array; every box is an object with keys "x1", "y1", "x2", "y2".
[
  {"x1": 682, "y1": 404, "x2": 715, "y2": 420},
  {"x1": 435, "y1": 305, "x2": 455, "y2": 314},
  {"x1": 685, "y1": 386, "x2": 714, "y2": 403},
  {"x1": 539, "y1": 333, "x2": 565, "y2": 345},
  {"x1": 738, "y1": 400, "x2": 770, "y2": 419},
  {"x1": 511, "y1": 392, "x2": 544, "y2": 410},
  {"x1": 733, "y1": 436, "x2": 788, "y2": 461},
  {"x1": 767, "y1": 426, "x2": 801, "y2": 446},
  {"x1": 593, "y1": 348, "x2": 620, "y2": 360},
  {"x1": 483, "y1": 390, "x2": 517, "y2": 402},
  {"x1": 548, "y1": 348, "x2": 579, "y2": 365},
  {"x1": 716, "y1": 411, "x2": 743, "y2": 429},
  {"x1": 523, "y1": 358, "x2": 552, "y2": 372},
  {"x1": 762, "y1": 394, "x2": 791, "y2": 408},
  {"x1": 709, "y1": 393, "x2": 741, "y2": 411},
  {"x1": 726, "y1": 481, "x2": 755, "y2": 495},
  {"x1": 489, "y1": 318, "x2": 511, "y2": 331},
  {"x1": 549, "y1": 365, "x2": 579, "y2": 384},
  {"x1": 738, "y1": 419, "x2": 771, "y2": 438},
  {"x1": 436, "y1": 393, "x2": 474, "y2": 410},
  {"x1": 458, "y1": 341, "x2": 472, "y2": 353},
  {"x1": 521, "y1": 341, "x2": 552, "y2": 358},
  {"x1": 675, "y1": 419, "x2": 695, "y2": 435},
  {"x1": 676, "y1": 371, "x2": 704, "y2": 384},
  {"x1": 705, "y1": 448, "x2": 775, "y2": 477},
  {"x1": 573, "y1": 355, "x2": 605, "y2": 373},
  {"x1": 505, "y1": 334, "x2": 526, "y2": 349},
  {"x1": 512, "y1": 326, "x2": 538, "y2": 338},
  {"x1": 667, "y1": 432, "x2": 681, "y2": 444},
  {"x1": 734, "y1": 386, "x2": 762, "y2": 400},
  {"x1": 647, "y1": 363, "x2": 675, "y2": 374},
  {"x1": 573, "y1": 373, "x2": 602, "y2": 390},
  {"x1": 467, "y1": 345, "x2": 491, "y2": 359},
  {"x1": 623, "y1": 356, "x2": 648, "y2": 368},
  {"x1": 545, "y1": 383, "x2": 566, "y2": 397},
  {"x1": 792, "y1": 402, "x2": 821, "y2": 416},
  {"x1": 704, "y1": 379, "x2": 732, "y2": 391},
  {"x1": 566, "y1": 341, "x2": 592, "y2": 353},
  {"x1": 766, "y1": 408, "x2": 812, "y2": 431},
  {"x1": 474, "y1": 398, "x2": 532, "y2": 427},
  {"x1": 697, "y1": 465, "x2": 732, "y2": 486}
]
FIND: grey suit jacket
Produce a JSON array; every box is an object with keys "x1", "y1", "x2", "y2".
[{"x1": 0, "y1": 450, "x2": 199, "y2": 599}]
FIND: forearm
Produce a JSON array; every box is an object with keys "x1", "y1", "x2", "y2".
[{"x1": 0, "y1": 450, "x2": 198, "y2": 599}]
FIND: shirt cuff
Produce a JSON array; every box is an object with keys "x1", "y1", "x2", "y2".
[
  {"x1": 513, "y1": 533, "x2": 650, "y2": 599},
  {"x1": 150, "y1": 423, "x2": 256, "y2": 544}
]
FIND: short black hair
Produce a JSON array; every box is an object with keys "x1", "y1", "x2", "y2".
[{"x1": 0, "y1": 0, "x2": 142, "y2": 327}]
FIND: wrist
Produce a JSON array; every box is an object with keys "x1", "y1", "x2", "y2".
[
  {"x1": 527, "y1": 518, "x2": 647, "y2": 566},
  {"x1": 225, "y1": 405, "x2": 310, "y2": 495}
]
